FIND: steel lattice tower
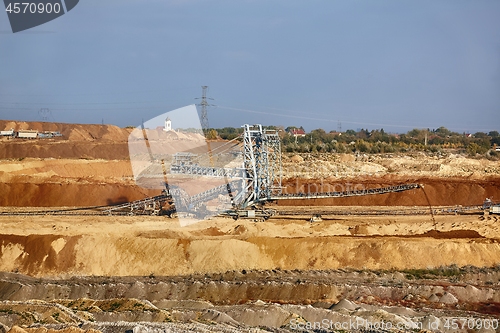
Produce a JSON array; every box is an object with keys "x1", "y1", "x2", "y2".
[
  {"x1": 39, "y1": 108, "x2": 51, "y2": 121},
  {"x1": 237, "y1": 124, "x2": 282, "y2": 208},
  {"x1": 197, "y1": 86, "x2": 212, "y2": 130}
]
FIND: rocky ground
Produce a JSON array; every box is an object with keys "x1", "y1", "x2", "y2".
[
  {"x1": 0, "y1": 213, "x2": 499, "y2": 332},
  {"x1": 0, "y1": 267, "x2": 499, "y2": 333},
  {"x1": 0, "y1": 120, "x2": 499, "y2": 332},
  {"x1": 283, "y1": 152, "x2": 500, "y2": 180}
]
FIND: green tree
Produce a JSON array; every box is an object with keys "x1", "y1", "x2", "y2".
[
  {"x1": 474, "y1": 132, "x2": 488, "y2": 139},
  {"x1": 355, "y1": 140, "x2": 369, "y2": 153},
  {"x1": 434, "y1": 126, "x2": 451, "y2": 137},
  {"x1": 466, "y1": 143, "x2": 488, "y2": 156},
  {"x1": 206, "y1": 129, "x2": 218, "y2": 140},
  {"x1": 488, "y1": 131, "x2": 499, "y2": 138}
]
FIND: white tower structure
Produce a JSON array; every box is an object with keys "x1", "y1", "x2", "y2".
[{"x1": 164, "y1": 117, "x2": 172, "y2": 132}]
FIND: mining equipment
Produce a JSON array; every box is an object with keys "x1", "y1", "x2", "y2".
[
  {"x1": 103, "y1": 124, "x2": 420, "y2": 219},
  {"x1": 484, "y1": 198, "x2": 500, "y2": 215},
  {"x1": 2, "y1": 124, "x2": 421, "y2": 218}
]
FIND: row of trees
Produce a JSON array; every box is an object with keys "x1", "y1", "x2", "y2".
[{"x1": 209, "y1": 126, "x2": 500, "y2": 157}]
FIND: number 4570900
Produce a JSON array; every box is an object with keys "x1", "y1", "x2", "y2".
[{"x1": 5, "y1": 2, "x2": 61, "y2": 14}]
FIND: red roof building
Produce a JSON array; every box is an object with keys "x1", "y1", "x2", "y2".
[{"x1": 289, "y1": 128, "x2": 306, "y2": 137}]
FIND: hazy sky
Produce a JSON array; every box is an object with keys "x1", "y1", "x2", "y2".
[{"x1": 1, "y1": 0, "x2": 499, "y2": 133}]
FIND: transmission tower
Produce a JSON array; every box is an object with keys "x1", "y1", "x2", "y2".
[
  {"x1": 196, "y1": 86, "x2": 214, "y2": 130},
  {"x1": 39, "y1": 108, "x2": 52, "y2": 121}
]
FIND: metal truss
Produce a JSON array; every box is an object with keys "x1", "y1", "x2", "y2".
[
  {"x1": 102, "y1": 193, "x2": 170, "y2": 215},
  {"x1": 168, "y1": 125, "x2": 283, "y2": 209},
  {"x1": 233, "y1": 124, "x2": 282, "y2": 208}
]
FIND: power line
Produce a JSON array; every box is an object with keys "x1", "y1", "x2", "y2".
[
  {"x1": 0, "y1": 100, "x2": 495, "y2": 133},
  {"x1": 195, "y1": 86, "x2": 214, "y2": 130},
  {"x1": 216, "y1": 105, "x2": 495, "y2": 133},
  {"x1": 38, "y1": 108, "x2": 52, "y2": 121},
  {"x1": 0, "y1": 105, "x2": 177, "y2": 111},
  {"x1": 0, "y1": 86, "x2": 199, "y2": 97},
  {"x1": 0, "y1": 101, "x2": 169, "y2": 106}
]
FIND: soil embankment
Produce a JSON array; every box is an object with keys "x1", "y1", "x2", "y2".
[
  {"x1": 281, "y1": 177, "x2": 500, "y2": 207},
  {"x1": 0, "y1": 214, "x2": 499, "y2": 277},
  {"x1": 0, "y1": 120, "x2": 132, "y2": 160}
]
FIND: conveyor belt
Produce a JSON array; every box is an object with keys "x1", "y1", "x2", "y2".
[{"x1": 272, "y1": 184, "x2": 420, "y2": 200}]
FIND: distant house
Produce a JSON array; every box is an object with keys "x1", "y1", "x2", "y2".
[
  {"x1": 390, "y1": 133, "x2": 400, "y2": 139},
  {"x1": 163, "y1": 117, "x2": 172, "y2": 132},
  {"x1": 289, "y1": 128, "x2": 306, "y2": 137}
]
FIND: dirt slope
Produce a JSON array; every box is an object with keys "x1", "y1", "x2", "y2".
[
  {"x1": 281, "y1": 177, "x2": 500, "y2": 207},
  {"x1": 0, "y1": 120, "x2": 131, "y2": 142},
  {"x1": 0, "y1": 156, "x2": 499, "y2": 207},
  {"x1": 0, "y1": 214, "x2": 499, "y2": 277},
  {"x1": 0, "y1": 120, "x2": 131, "y2": 160}
]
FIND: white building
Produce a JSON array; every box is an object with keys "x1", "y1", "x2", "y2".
[{"x1": 163, "y1": 117, "x2": 172, "y2": 132}]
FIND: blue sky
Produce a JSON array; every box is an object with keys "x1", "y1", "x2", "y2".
[{"x1": 1, "y1": 0, "x2": 499, "y2": 133}]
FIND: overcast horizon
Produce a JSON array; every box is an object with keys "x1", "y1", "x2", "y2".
[{"x1": 1, "y1": 1, "x2": 499, "y2": 134}]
